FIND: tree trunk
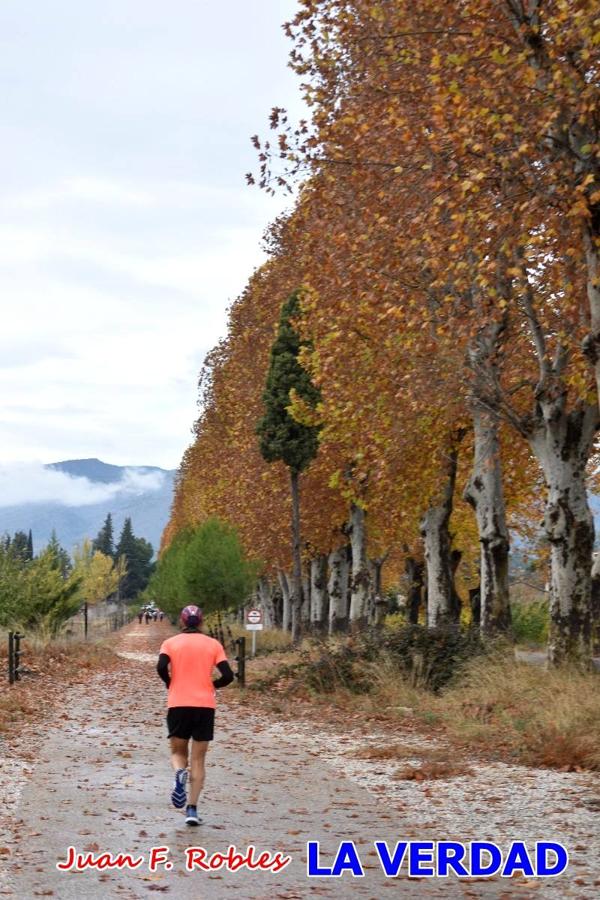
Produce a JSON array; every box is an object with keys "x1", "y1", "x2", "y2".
[
  {"x1": 369, "y1": 554, "x2": 388, "y2": 624},
  {"x1": 301, "y1": 567, "x2": 311, "y2": 626},
  {"x1": 464, "y1": 403, "x2": 511, "y2": 635},
  {"x1": 581, "y1": 205, "x2": 600, "y2": 392},
  {"x1": 328, "y1": 545, "x2": 349, "y2": 633},
  {"x1": 349, "y1": 503, "x2": 370, "y2": 628},
  {"x1": 258, "y1": 576, "x2": 275, "y2": 628},
  {"x1": 278, "y1": 570, "x2": 291, "y2": 633},
  {"x1": 289, "y1": 468, "x2": 303, "y2": 643},
  {"x1": 371, "y1": 554, "x2": 388, "y2": 596},
  {"x1": 592, "y1": 552, "x2": 600, "y2": 656},
  {"x1": 450, "y1": 548, "x2": 463, "y2": 623},
  {"x1": 469, "y1": 585, "x2": 481, "y2": 628},
  {"x1": 310, "y1": 555, "x2": 328, "y2": 632},
  {"x1": 529, "y1": 401, "x2": 598, "y2": 666},
  {"x1": 405, "y1": 556, "x2": 424, "y2": 624},
  {"x1": 420, "y1": 446, "x2": 459, "y2": 628}
]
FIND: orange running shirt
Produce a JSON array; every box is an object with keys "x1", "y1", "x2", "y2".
[{"x1": 159, "y1": 632, "x2": 228, "y2": 709}]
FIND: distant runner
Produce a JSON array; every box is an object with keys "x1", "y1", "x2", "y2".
[{"x1": 156, "y1": 605, "x2": 234, "y2": 825}]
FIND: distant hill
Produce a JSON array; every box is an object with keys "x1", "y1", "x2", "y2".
[{"x1": 0, "y1": 458, "x2": 176, "y2": 555}]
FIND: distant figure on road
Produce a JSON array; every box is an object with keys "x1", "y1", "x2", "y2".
[
  {"x1": 145, "y1": 611, "x2": 151, "y2": 624},
  {"x1": 138, "y1": 611, "x2": 143, "y2": 624},
  {"x1": 156, "y1": 605, "x2": 234, "y2": 826},
  {"x1": 159, "y1": 611, "x2": 164, "y2": 622},
  {"x1": 153, "y1": 610, "x2": 158, "y2": 622}
]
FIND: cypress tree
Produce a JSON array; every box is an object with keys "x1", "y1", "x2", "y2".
[
  {"x1": 93, "y1": 513, "x2": 115, "y2": 559},
  {"x1": 46, "y1": 530, "x2": 71, "y2": 577},
  {"x1": 26, "y1": 529, "x2": 34, "y2": 561},
  {"x1": 116, "y1": 518, "x2": 154, "y2": 598},
  {"x1": 11, "y1": 530, "x2": 31, "y2": 562},
  {"x1": 256, "y1": 291, "x2": 321, "y2": 642}
]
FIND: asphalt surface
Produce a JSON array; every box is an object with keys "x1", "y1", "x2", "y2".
[{"x1": 1, "y1": 623, "x2": 596, "y2": 899}]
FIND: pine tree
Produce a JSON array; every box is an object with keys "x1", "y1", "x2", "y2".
[
  {"x1": 115, "y1": 518, "x2": 154, "y2": 598},
  {"x1": 256, "y1": 291, "x2": 321, "y2": 641},
  {"x1": 46, "y1": 530, "x2": 72, "y2": 578},
  {"x1": 93, "y1": 513, "x2": 115, "y2": 559},
  {"x1": 26, "y1": 529, "x2": 34, "y2": 561},
  {"x1": 11, "y1": 531, "x2": 31, "y2": 562}
]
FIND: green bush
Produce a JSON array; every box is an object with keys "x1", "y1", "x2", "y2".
[
  {"x1": 253, "y1": 624, "x2": 488, "y2": 697},
  {"x1": 148, "y1": 518, "x2": 259, "y2": 619},
  {"x1": 379, "y1": 624, "x2": 487, "y2": 692},
  {"x1": 511, "y1": 598, "x2": 549, "y2": 645}
]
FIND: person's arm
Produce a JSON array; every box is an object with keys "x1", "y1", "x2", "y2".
[
  {"x1": 213, "y1": 659, "x2": 234, "y2": 689},
  {"x1": 157, "y1": 652, "x2": 171, "y2": 687}
]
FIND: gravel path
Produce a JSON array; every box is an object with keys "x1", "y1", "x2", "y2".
[{"x1": 0, "y1": 624, "x2": 598, "y2": 899}]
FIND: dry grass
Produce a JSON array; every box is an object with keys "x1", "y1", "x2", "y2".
[
  {"x1": 248, "y1": 640, "x2": 600, "y2": 772},
  {"x1": 360, "y1": 650, "x2": 600, "y2": 770},
  {"x1": 207, "y1": 620, "x2": 293, "y2": 655},
  {"x1": 437, "y1": 652, "x2": 600, "y2": 770}
]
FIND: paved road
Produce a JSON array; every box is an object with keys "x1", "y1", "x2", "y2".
[{"x1": 1, "y1": 624, "x2": 595, "y2": 898}]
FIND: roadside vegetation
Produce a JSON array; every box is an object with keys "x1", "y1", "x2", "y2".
[{"x1": 244, "y1": 625, "x2": 600, "y2": 773}]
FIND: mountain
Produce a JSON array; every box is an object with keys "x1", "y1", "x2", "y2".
[{"x1": 0, "y1": 458, "x2": 176, "y2": 555}]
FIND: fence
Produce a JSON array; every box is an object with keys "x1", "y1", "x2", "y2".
[
  {"x1": 7, "y1": 631, "x2": 24, "y2": 684},
  {"x1": 207, "y1": 612, "x2": 246, "y2": 687},
  {"x1": 65, "y1": 601, "x2": 133, "y2": 640}
]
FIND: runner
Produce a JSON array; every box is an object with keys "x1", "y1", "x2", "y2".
[{"x1": 156, "y1": 605, "x2": 234, "y2": 825}]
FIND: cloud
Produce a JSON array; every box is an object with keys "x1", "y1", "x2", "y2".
[
  {"x1": 0, "y1": 463, "x2": 164, "y2": 508},
  {"x1": 0, "y1": 0, "x2": 303, "y2": 468}
]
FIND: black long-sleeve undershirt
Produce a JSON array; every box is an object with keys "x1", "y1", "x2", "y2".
[{"x1": 156, "y1": 654, "x2": 234, "y2": 690}]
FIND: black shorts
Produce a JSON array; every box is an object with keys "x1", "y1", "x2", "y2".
[{"x1": 167, "y1": 707, "x2": 215, "y2": 742}]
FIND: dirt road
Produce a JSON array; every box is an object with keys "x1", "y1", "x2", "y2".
[{"x1": 0, "y1": 623, "x2": 598, "y2": 899}]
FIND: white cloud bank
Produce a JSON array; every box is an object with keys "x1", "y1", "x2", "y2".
[{"x1": 0, "y1": 463, "x2": 165, "y2": 508}]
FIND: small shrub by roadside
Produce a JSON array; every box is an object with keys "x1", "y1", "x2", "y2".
[{"x1": 511, "y1": 598, "x2": 549, "y2": 645}]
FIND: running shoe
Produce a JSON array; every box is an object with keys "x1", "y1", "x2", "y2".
[
  {"x1": 185, "y1": 805, "x2": 201, "y2": 826},
  {"x1": 171, "y1": 768, "x2": 188, "y2": 809}
]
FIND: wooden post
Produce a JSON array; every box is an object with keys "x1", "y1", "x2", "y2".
[
  {"x1": 8, "y1": 632, "x2": 14, "y2": 685},
  {"x1": 84, "y1": 602, "x2": 89, "y2": 639}
]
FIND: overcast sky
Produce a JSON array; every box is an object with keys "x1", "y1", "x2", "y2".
[{"x1": 0, "y1": 0, "x2": 301, "y2": 470}]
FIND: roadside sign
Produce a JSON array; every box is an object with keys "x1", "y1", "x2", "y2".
[{"x1": 245, "y1": 608, "x2": 264, "y2": 631}]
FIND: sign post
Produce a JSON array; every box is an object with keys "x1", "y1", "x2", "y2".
[{"x1": 245, "y1": 607, "x2": 264, "y2": 657}]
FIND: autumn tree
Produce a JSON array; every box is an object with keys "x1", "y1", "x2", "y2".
[
  {"x1": 257, "y1": 291, "x2": 321, "y2": 641},
  {"x1": 72, "y1": 539, "x2": 124, "y2": 607},
  {"x1": 250, "y1": 0, "x2": 598, "y2": 662}
]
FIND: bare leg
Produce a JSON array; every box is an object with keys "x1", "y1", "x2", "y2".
[
  {"x1": 170, "y1": 737, "x2": 188, "y2": 772},
  {"x1": 188, "y1": 740, "x2": 208, "y2": 806}
]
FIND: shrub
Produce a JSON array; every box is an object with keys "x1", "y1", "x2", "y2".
[
  {"x1": 511, "y1": 598, "x2": 549, "y2": 645},
  {"x1": 379, "y1": 623, "x2": 487, "y2": 692}
]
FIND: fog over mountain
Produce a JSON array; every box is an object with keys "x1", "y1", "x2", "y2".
[{"x1": 0, "y1": 458, "x2": 175, "y2": 554}]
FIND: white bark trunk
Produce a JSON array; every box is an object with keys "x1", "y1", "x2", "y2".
[
  {"x1": 529, "y1": 401, "x2": 598, "y2": 666},
  {"x1": 309, "y1": 555, "x2": 327, "y2": 631},
  {"x1": 278, "y1": 570, "x2": 291, "y2": 633},
  {"x1": 349, "y1": 503, "x2": 370, "y2": 626},
  {"x1": 464, "y1": 404, "x2": 511, "y2": 636},
  {"x1": 328, "y1": 546, "x2": 349, "y2": 633},
  {"x1": 258, "y1": 576, "x2": 275, "y2": 629},
  {"x1": 421, "y1": 447, "x2": 459, "y2": 628}
]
